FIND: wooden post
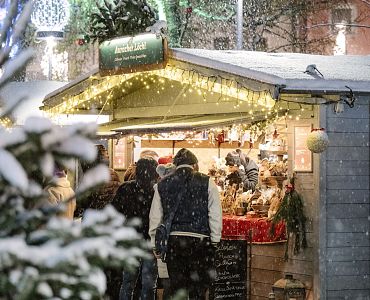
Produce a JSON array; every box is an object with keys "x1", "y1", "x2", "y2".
[
  {"x1": 248, "y1": 229, "x2": 252, "y2": 300},
  {"x1": 172, "y1": 140, "x2": 176, "y2": 155}
]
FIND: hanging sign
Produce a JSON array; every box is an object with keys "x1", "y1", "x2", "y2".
[{"x1": 99, "y1": 33, "x2": 168, "y2": 76}]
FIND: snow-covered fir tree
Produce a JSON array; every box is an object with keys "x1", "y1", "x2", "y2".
[
  {"x1": 0, "y1": 1, "x2": 146, "y2": 299},
  {"x1": 89, "y1": 0, "x2": 157, "y2": 43}
]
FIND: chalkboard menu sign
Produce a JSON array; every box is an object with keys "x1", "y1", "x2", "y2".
[{"x1": 210, "y1": 240, "x2": 247, "y2": 300}]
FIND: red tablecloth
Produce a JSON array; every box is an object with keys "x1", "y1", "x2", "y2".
[{"x1": 222, "y1": 215, "x2": 287, "y2": 243}]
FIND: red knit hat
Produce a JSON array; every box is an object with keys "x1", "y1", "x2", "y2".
[{"x1": 158, "y1": 156, "x2": 173, "y2": 164}]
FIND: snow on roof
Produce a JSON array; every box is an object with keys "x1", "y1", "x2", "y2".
[
  {"x1": 0, "y1": 80, "x2": 66, "y2": 124},
  {"x1": 171, "y1": 49, "x2": 370, "y2": 94}
]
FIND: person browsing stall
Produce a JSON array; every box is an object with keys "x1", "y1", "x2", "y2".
[
  {"x1": 225, "y1": 149, "x2": 259, "y2": 191},
  {"x1": 112, "y1": 158, "x2": 159, "y2": 300},
  {"x1": 149, "y1": 148, "x2": 222, "y2": 299},
  {"x1": 45, "y1": 163, "x2": 76, "y2": 220}
]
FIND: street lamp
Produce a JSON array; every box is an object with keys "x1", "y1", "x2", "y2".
[
  {"x1": 236, "y1": 0, "x2": 243, "y2": 50},
  {"x1": 31, "y1": 0, "x2": 70, "y2": 80}
]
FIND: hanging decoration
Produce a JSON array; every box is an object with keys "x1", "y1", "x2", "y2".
[
  {"x1": 43, "y1": 65, "x2": 277, "y2": 116},
  {"x1": 306, "y1": 128, "x2": 329, "y2": 153},
  {"x1": 271, "y1": 175, "x2": 308, "y2": 260},
  {"x1": 31, "y1": 0, "x2": 70, "y2": 40}
]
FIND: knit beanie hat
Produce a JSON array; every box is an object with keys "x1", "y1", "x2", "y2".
[
  {"x1": 225, "y1": 151, "x2": 242, "y2": 166},
  {"x1": 173, "y1": 148, "x2": 198, "y2": 166},
  {"x1": 156, "y1": 163, "x2": 176, "y2": 178}
]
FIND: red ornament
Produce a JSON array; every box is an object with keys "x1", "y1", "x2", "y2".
[
  {"x1": 285, "y1": 183, "x2": 294, "y2": 193},
  {"x1": 185, "y1": 7, "x2": 192, "y2": 13},
  {"x1": 216, "y1": 130, "x2": 225, "y2": 144},
  {"x1": 76, "y1": 38, "x2": 85, "y2": 46}
]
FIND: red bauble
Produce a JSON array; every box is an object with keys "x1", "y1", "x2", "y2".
[
  {"x1": 76, "y1": 38, "x2": 85, "y2": 46},
  {"x1": 185, "y1": 7, "x2": 192, "y2": 13}
]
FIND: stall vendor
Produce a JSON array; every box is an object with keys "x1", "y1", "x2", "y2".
[{"x1": 225, "y1": 149, "x2": 259, "y2": 192}]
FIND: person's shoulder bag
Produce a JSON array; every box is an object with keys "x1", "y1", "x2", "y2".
[{"x1": 154, "y1": 190, "x2": 182, "y2": 262}]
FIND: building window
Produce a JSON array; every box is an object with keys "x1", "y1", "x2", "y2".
[
  {"x1": 331, "y1": 8, "x2": 352, "y2": 33},
  {"x1": 214, "y1": 37, "x2": 230, "y2": 50}
]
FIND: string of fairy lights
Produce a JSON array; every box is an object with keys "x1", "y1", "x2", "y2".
[
  {"x1": 0, "y1": 62, "x2": 307, "y2": 128},
  {"x1": 44, "y1": 64, "x2": 277, "y2": 118},
  {"x1": 1, "y1": 64, "x2": 311, "y2": 129}
]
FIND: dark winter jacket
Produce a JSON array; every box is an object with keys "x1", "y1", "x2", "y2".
[
  {"x1": 74, "y1": 168, "x2": 121, "y2": 218},
  {"x1": 158, "y1": 167, "x2": 211, "y2": 236},
  {"x1": 88, "y1": 168, "x2": 121, "y2": 209},
  {"x1": 112, "y1": 158, "x2": 158, "y2": 240}
]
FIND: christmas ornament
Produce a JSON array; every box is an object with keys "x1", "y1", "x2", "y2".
[
  {"x1": 185, "y1": 7, "x2": 193, "y2": 14},
  {"x1": 306, "y1": 128, "x2": 329, "y2": 153},
  {"x1": 75, "y1": 34, "x2": 90, "y2": 46},
  {"x1": 271, "y1": 176, "x2": 307, "y2": 260},
  {"x1": 216, "y1": 130, "x2": 225, "y2": 144}
]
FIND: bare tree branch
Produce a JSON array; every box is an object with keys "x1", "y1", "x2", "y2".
[
  {"x1": 307, "y1": 23, "x2": 370, "y2": 29},
  {"x1": 360, "y1": 0, "x2": 370, "y2": 6}
]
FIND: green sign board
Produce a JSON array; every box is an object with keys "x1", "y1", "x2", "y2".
[{"x1": 99, "y1": 33, "x2": 167, "y2": 76}]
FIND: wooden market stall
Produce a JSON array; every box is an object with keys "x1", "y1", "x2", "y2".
[{"x1": 41, "y1": 36, "x2": 370, "y2": 299}]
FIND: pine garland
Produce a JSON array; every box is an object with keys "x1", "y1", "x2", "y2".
[{"x1": 271, "y1": 176, "x2": 307, "y2": 260}]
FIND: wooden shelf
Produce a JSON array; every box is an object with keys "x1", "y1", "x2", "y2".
[{"x1": 260, "y1": 149, "x2": 287, "y2": 155}]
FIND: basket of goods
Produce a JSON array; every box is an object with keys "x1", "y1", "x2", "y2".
[
  {"x1": 251, "y1": 204, "x2": 270, "y2": 215},
  {"x1": 251, "y1": 192, "x2": 270, "y2": 217},
  {"x1": 260, "y1": 161, "x2": 288, "y2": 187},
  {"x1": 250, "y1": 187, "x2": 282, "y2": 217},
  {"x1": 269, "y1": 161, "x2": 287, "y2": 176}
]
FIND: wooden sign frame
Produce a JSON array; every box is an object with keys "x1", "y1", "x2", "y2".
[
  {"x1": 293, "y1": 125, "x2": 313, "y2": 172},
  {"x1": 112, "y1": 138, "x2": 127, "y2": 170}
]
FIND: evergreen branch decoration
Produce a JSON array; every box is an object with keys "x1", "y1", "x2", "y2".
[
  {"x1": 88, "y1": 0, "x2": 157, "y2": 43},
  {"x1": 271, "y1": 175, "x2": 307, "y2": 260}
]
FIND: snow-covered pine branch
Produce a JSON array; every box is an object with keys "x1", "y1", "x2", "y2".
[{"x1": 0, "y1": 1, "x2": 147, "y2": 299}]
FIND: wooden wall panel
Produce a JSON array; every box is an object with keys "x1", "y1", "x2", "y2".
[
  {"x1": 327, "y1": 247, "x2": 370, "y2": 262},
  {"x1": 326, "y1": 118, "x2": 369, "y2": 132},
  {"x1": 328, "y1": 133, "x2": 369, "y2": 147},
  {"x1": 327, "y1": 275, "x2": 370, "y2": 290},
  {"x1": 327, "y1": 218, "x2": 370, "y2": 233},
  {"x1": 327, "y1": 160, "x2": 369, "y2": 176},
  {"x1": 327, "y1": 204, "x2": 370, "y2": 219},
  {"x1": 327, "y1": 289, "x2": 370, "y2": 300},
  {"x1": 326, "y1": 175, "x2": 369, "y2": 190},
  {"x1": 326, "y1": 103, "x2": 370, "y2": 119},
  {"x1": 327, "y1": 261, "x2": 370, "y2": 276},
  {"x1": 327, "y1": 232, "x2": 370, "y2": 247},
  {"x1": 324, "y1": 98, "x2": 370, "y2": 299},
  {"x1": 326, "y1": 146, "x2": 369, "y2": 161},
  {"x1": 327, "y1": 189, "x2": 369, "y2": 204}
]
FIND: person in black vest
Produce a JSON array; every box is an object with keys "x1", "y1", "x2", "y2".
[
  {"x1": 149, "y1": 148, "x2": 222, "y2": 299},
  {"x1": 112, "y1": 157, "x2": 159, "y2": 300}
]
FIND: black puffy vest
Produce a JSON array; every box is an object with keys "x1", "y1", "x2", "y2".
[{"x1": 158, "y1": 167, "x2": 210, "y2": 236}]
